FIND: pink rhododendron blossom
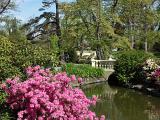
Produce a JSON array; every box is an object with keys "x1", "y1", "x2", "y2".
[
  {"x1": 1, "y1": 83, "x2": 6, "y2": 89},
  {"x1": 100, "y1": 115, "x2": 105, "y2": 120},
  {"x1": 33, "y1": 65, "x2": 41, "y2": 71},
  {"x1": 78, "y1": 77, "x2": 83, "y2": 83},
  {"x1": 70, "y1": 75, "x2": 76, "y2": 81},
  {"x1": 2, "y1": 66, "x2": 104, "y2": 120},
  {"x1": 151, "y1": 68, "x2": 160, "y2": 80},
  {"x1": 6, "y1": 78, "x2": 12, "y2": 84}
]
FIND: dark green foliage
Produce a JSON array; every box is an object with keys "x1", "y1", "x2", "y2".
[
  {"x1": 62, "y1": 63, "x2": 104, "y2": 78},
  {"x1": 0, "y1": 35, "x2": 57, "y2": 81},
  {"x1": 114, "y1": 50, "x2": 154, "y2": 85},
  {"x1": 0, "y1": 90, "x2": 17, "y2": 120},
  {"x1": 65, "y1": 49, "x2": 78, "y2": 63}
]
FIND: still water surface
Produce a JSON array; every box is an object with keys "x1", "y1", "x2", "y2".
[{"x1": 82, "y1": 83, "x2": 160, "y2": 120}]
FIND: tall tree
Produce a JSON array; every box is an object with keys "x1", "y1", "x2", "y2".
[
  {"x1": 0, "y1": 16, "x2": 26, "y2": 42},
  {"x1": 24, "y1": 0, "x2": 65, "y2": 61},
  {"x1": 0, "y1": 0, "x2": 16, "y2": 15},
  {"x1": 60, "y1": 0, "x2": 116, "y2": 59},
  {"x1": 113, "y1": 0, "x2": 159, "y2": 52}
]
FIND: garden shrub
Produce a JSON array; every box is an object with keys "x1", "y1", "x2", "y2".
[
  {"x1": 0, "y1": 62, "x2": 22, "y2": 82},
  {"x1": 0, "y1": 36, "x2": 21, "y2": 81},
  {"x1": 0, "y1": 89, "x2": 17, "y2": 120},
  {"x1": 62, "y1": 63, "x2": 104, "y2": 78},
  {"x1": 151, "y1": 68, "x2": 160, "y2": 81},
  {"x1": 1, "y1": 66, "x2": 105, "y2": 120},
  {"x1": 0, "y1": 35, "x2": 57, "y2": 81},
  {"x1": 114, "y1": 50, "x2": 154, "y2": 85},
  {"x1": 65, "y1": 49, "x2": 78, "y2": 63},
  {"x1": 12, "y1": 43, "x2": 54, "y2": 68},
  {"x1": 142, "y1": 59, "x2": 159, "y2": 80},
  {"x1": 140, "y1": 59, "x2": 160, "y2": 88}
]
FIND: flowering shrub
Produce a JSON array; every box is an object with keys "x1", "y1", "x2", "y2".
[
  {"x1": 1, "y1": 66, "x2": 105, "y2": 120},
  {"x1": 143, "y1": 59, "x2": 158, "y2": 72},
  {"x1": 151, "y1": 68, "x2": 160, "y2": 81},
  {"x1": 143, "y1": 59, "x2": 160, "y2": 81}
]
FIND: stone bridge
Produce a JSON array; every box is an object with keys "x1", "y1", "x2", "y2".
[{"x1": 91, "y1": 58, "x2": 116, "y2": 80}]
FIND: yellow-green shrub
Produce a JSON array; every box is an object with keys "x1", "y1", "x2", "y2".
[{"x1": 0, "y1": 35, "x2": 57, "y2": 81}]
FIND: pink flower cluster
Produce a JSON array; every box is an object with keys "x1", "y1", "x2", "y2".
[
  {"x1": 1, "y1": 66, "x2": 105, "y2": 120},
  {"x1": 151, "y1": 68, "x2": 160, "y2": 81}
]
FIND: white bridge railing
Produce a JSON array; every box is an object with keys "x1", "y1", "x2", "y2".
[{"x1": 91, "y1": 58, "x2": 116, "y2": 70}]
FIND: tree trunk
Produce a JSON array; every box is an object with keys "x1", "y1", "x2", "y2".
[
  {"x1": 144, "y1": 23, "x2": 148, "y2": 52},
  {"x1": 96, "y1": 0, "x2": 104, "y2": 60},
  {"x1": 145, "y1": 40, "x2": 148, "y2": 52},
  {"x1": 131, "y1": 24, "x2": 135, "y2": 49},
  {"x1": 79, "y1": 35, "x2": 84, "y2": 58},
  {"x1": 55, "y1": 0, "x2": 61, "y2": 38},
  {"x1": 129, "y1": 20, "x2": 135, "y2": 49},
  {"x1": 55, "y1": 0, "x2": 65, "y2": 62}
]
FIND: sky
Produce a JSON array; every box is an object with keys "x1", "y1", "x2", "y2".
[{"x1": 13, "y1": 0, "x2": 74, "y2": 22}]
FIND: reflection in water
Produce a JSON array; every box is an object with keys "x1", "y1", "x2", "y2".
[{"x1": 82, "y1": 83, "x2": 160, "y2": 120}]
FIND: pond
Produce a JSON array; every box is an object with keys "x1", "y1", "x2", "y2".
[{"x1": 82, "y1": 82, "x2": 160, "y2": 120}]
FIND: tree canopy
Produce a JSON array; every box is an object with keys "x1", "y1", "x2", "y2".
[{"x1": 1, "y1": 0, "x2": 160, "y2": 60}]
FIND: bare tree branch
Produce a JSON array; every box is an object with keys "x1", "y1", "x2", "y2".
[
  {"x1": 110, "y1": 0, "x2": 118, "y2": 12},
  {"x1": 0, "y1": 0, "x2": 11, "y2": 14}
]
